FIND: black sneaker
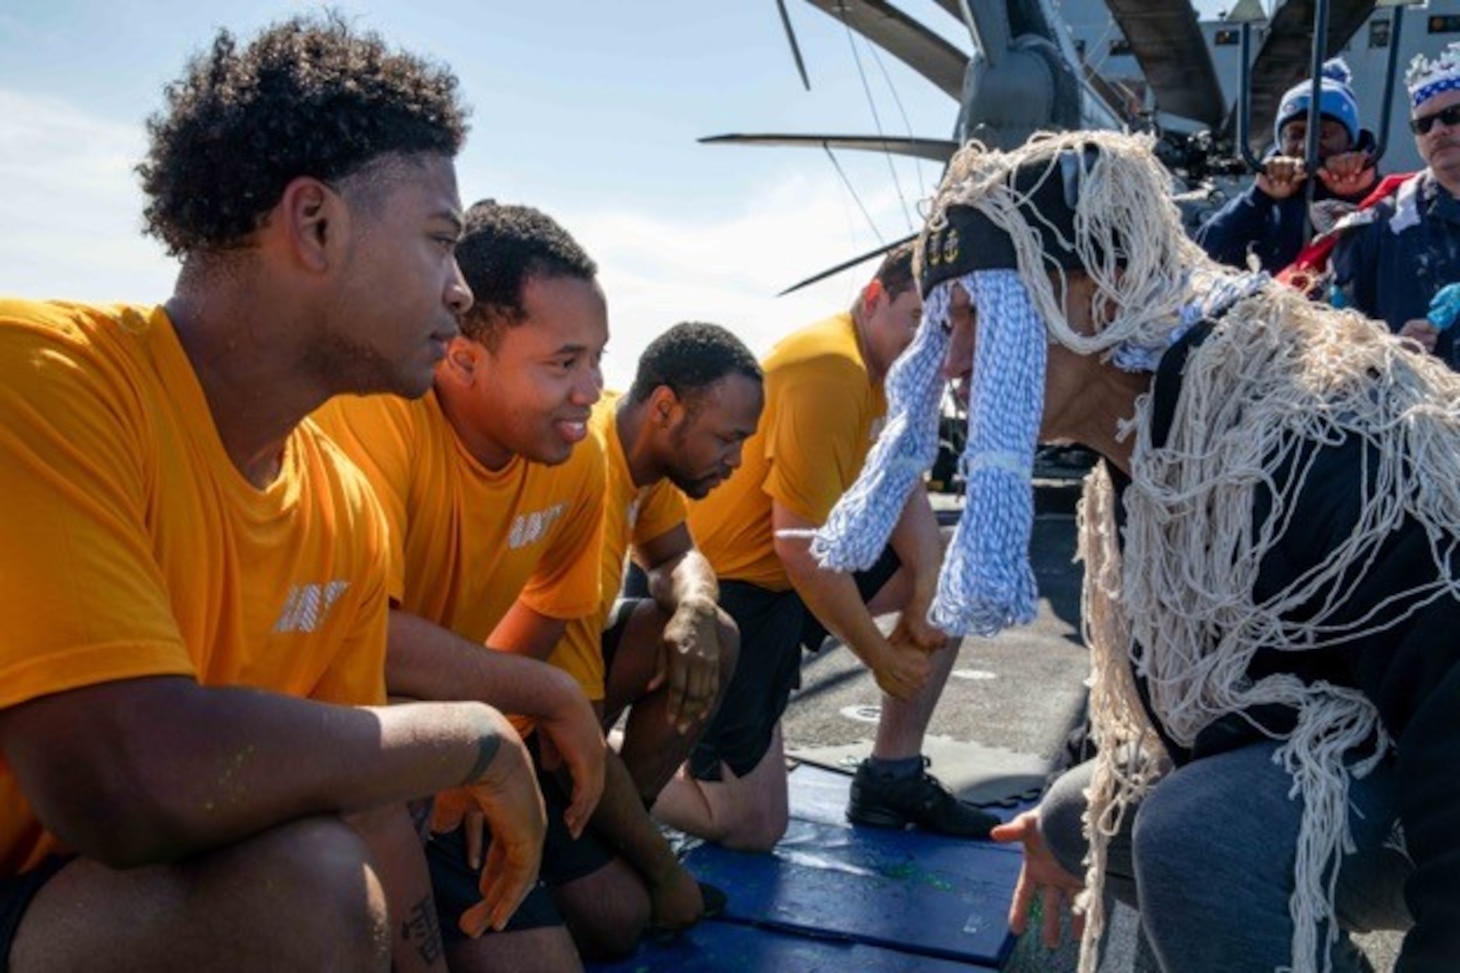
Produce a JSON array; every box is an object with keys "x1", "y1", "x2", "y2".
[{"x1": 846, "y1": 758, "x2": 999, "y2": 838}]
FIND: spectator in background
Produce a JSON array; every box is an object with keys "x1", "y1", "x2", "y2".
[
  {"x1": 1199, "y1": 58, "x2": 1378, "y2": 273},
  {"x1": 1332, "y1": 41, "x2": 1460, "y2": 370}
]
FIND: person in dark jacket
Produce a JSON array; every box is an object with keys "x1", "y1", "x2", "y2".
[
  {"x1": 812, "y1": 129, "x2": 1458, "y2": 972},
  {"x1": 1332, "y1": 41, "x2": 1460, "y2": 370},
  {"x1": 1198, "y1": 58, "x2": 1378, "y2": 273}
]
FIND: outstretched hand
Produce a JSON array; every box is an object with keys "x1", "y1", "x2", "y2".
[
  {"x1": 431, "y1": 727, "x2": 547, "y2": 937},
  {"x1": 990, "y1": 810, "x2": 1086, "y2": 948}
]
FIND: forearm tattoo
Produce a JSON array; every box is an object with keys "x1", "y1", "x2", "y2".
[{"x1": 465, "y1": 730, "x2": 501, "y2": 784}]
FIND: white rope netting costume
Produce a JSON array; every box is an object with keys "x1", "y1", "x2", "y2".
[{"x1": 813, "y1": 130, "x2": 1460, "y2": 973}]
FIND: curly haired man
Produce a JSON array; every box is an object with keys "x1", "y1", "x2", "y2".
[{"x1": 0, "y1": 14, "x2": 569, "y2": 973}]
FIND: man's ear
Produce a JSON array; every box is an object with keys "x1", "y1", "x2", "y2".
[
  {"x1": 648, "y1": 385, "x2": 682, "y2": 427},
  {"x1": 277, "y1": 176, "x2": 342, "y2": 273},
  {"x1": 440, "y1": 337, "x2": 480, "y2": 385},
  {"x1": 862, "y1": 279, "x2": 884, "y2": 313}
]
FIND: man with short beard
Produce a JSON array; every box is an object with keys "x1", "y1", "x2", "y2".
[
  {"x1": 556, "y1": 322, "x2": 763, "y2": 933},
  {"x1": 1333, "y1": 41, "x2": 1460, "y2": 370}
]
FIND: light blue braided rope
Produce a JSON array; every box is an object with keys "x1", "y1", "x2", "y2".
[
  {"x1": 930, "y1": 269, "x2": 1046, "y2": 637},
  {"x1": 808, "y1": 285, "x2": 954, "y2": 570}
]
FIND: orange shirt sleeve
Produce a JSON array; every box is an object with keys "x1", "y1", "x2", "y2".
[
  {"x1": 0, "y1": 313, "x2": 194, "y2": 709},
  {"x1": 307, "y1": 569, "x2": 389, "y2": 706},
  {"x1": 632, "y1": 481, "x2": 688, "y2": 549},
  {"x1": 762, "y1": 360, "x2": 869, "y2": 526}
]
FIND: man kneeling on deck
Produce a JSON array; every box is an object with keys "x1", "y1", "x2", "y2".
[
  {"x1": 562, "y1": 323, "x2": 762, "y2": 811},
  {"x1": 652, "y1": 243, "x2": 999, "y2": 851},
  {"x1": 554, "y1": 319, "x2": 763, "y2": 918}
]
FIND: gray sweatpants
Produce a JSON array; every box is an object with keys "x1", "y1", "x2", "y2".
[{"x1": 1040, "y1": 743, "x2": 1412, "y2": 972}]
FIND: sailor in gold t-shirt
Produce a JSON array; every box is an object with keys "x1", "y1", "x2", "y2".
[
  {"x1": 671, "y1": 242, "x2": 998, "y2": 852},
  {"x1": 317, "y1": 204, "x2": 729, "y2": 968},
  {"x1": 0, "y1": 22, "x2": 550, "y2": 970},
  {"x1": 553, "y1": 324, "x2": 762, "y2": 930},
  {"x1": 0, "y1": 300, "x2": 392, "y2": 876}
]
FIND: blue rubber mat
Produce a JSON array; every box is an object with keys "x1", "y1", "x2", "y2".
[
  {"x1": 679, "y1": 765, "x2": 1023, "y2": 966},
  {"x1": 588, "y1": 919, "x2": 995, "y2": 972}
]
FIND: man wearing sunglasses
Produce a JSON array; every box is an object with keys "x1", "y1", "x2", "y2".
[{"x1": 1333, "y1": 42, "x2": 1460, "y2": 369}]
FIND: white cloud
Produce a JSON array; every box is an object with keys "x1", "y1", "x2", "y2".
[
  {"x1": 571, "y1": 174, "x2": 918, "y2": 389},
  {"x1": 0, "y1": 89, "x2": 177, "y2": 302}
]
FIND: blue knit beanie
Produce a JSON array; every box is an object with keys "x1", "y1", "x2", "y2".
[{"x1": 1274, "y1": 58, "x2": 1360, "y2": 146}]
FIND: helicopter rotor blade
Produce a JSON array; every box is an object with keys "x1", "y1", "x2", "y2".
[
  {"x1": 777, "y1": 231, "x2": 918, "y2": 297},
  {"x1": 777, "y1": 0, "x2": 813, "y2": 90},
  {"x1": 700, "y1": 132, "x2": 959, "y2": 162}
]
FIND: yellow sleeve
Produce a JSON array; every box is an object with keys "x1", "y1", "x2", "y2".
[
  {"x1": 311, "y1": 398, "x2": 413, "y2": 604},
  {"x1": 632, "y1": 481, "x2": 687, "y2": 548},
  {"x1": 762, "y1": 364, "x2": 867, "y2": 526},
  {"x1": 0, "y1": 321, "x2": 194, "y2": 709},
  {"x1": 520, "y1": 446, "x2": 606, "y2": 622}
]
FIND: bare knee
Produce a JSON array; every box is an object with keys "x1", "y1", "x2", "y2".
[
  {"x1": 707, "y1": 791, "x2": 788, "y2": 852},
  {"x1": 243, "y1": 816, "x2": 391, "y2": 969},
  {"x1": 13, "y1": 816, "x2": 389, "y2": 973}
]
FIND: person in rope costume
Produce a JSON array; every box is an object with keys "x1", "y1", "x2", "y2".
[{"x1": 811, "y1": 129, "x2": 1459, "y2": 972}]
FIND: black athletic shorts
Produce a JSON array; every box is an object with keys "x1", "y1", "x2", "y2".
[
  {"x1": 427, "y1": 738, "x2": 615, "y2": 943},
  {"x1": 687, "y1": 546, "x2": 901, "y2": 781},
  {"x1": 0, "y1": 855, "x2": 70, "y2": 969}
]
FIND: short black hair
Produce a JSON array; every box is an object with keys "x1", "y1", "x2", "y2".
[
  {"x1": 138, "y1": 11, "x2": 468, "y2": 256},
  {"x1": 874, "y1": 241, "x2": 917, "y2": 299},
  {"x1": 627, "y1": 322, "x2": 762, "y2": 407},
  {"x1": 455, "y1": 200, "x2": 598, "y2": 347}
]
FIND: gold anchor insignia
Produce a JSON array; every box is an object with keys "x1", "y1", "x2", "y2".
[
  {"x1": 926, "y1": 230, "x2": 943, "y2": 266},
  {"x1": 942, "y1": 227, "x2": 960, "y2": 265}
]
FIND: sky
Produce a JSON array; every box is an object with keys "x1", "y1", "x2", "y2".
[{"x1": 0, "y1": 1, "x2": 1224, "y2": 388}]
